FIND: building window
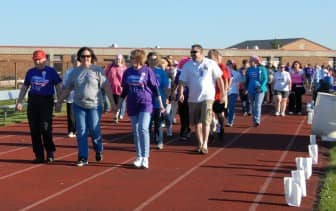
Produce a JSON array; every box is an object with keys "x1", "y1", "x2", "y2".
[{"x1": 53, "y1": 55, "x2": 63, "y2": 62}]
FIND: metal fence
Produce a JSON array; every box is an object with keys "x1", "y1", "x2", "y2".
[{"x1": 0, "y1": 61, "x2": 109, "y2": 89}]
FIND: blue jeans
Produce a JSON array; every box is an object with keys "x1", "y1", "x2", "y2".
[
  {"x1": 119, "y1": 100, "x2": 126, "y2": 117},
  {"x1": 73, "y1": 103, "x2": 103, "y2": 160},
  {"x1": 227, "y1": 93, "x2": 238, "y2": 125},
  {"x1": 248, "y1": 92, "x2": 265, "y2": 124},
  {"x1": 130, "y1": 112, "x2": 151, "y2": 158}
]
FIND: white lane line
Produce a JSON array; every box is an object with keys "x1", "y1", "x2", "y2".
[
  {"x1": 0, "y1": 135, "x2": 15, "y2": 140},
  {"x1": 0, "y1": 146, "x2": 28, "y2": 156},
  {"x1": 19, "y1": 136, "x2": 181, "y2": 210},
  {"x1": 248, "y1": 118, "x2": 305, "y2": 211},
  {"x1": 0, "y1": 152, "x2": 77, "y2": 180},
  {"x1": 19, "y1": 157, "x2": 135, "y2": 211},
  {"x1": 0, "y1": 134, "x2": 132, "y2": 179},
  {"x1": 133, "y1": 121, "x2": 256, "y2": 211}
]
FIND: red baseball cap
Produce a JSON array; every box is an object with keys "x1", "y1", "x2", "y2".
[{"x1": 33, "y1": 50, "x2": 46, "y2": 60}]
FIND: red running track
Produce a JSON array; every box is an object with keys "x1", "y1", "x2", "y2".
[{"x1": 0, "y1": 104, "x2": 328, "y2": 210}]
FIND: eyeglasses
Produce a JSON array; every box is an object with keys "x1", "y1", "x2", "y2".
[
  {"x1": 190, "y1": 51, "x2": 199, "y2": 54},
  {"x1": 80, "y1": 55, "x2": 91, "y2": 58},
  {"x1": 280, "y1": 66, "x2": 285, "y2": 68}
]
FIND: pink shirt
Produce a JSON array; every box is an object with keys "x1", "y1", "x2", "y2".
[
  {"x1": 105, "y1": 64, "x2": 127, "y2": 95},
  {"x1": 290, "y1": 70, "x2": 304, "y2": 84}
]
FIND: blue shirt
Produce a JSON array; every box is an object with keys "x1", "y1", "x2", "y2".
[
  {"x1": 153, "y1": 67, "x2": 169, "y2": 108},
  {"x1": 246, "y1": 65, "x2": 268, "y2": 95},
  {"x1": 24, "y1": 66, "x2": 62, "y2": 96}
]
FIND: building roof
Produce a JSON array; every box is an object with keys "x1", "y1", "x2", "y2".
[{"x1": 226, "y1": 38, "x2": 331, "y2": 50}]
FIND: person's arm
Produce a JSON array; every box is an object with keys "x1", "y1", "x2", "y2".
[
  {"x1": 55, "y1": 83, "x2": 62, "y2": 100},
  {"x1": 177, "y1": 81, "x2": 185, "y2": 103},
  {"x1": 102, "y1": 82, "x2": 116, "y2": 111},
  {"x1": 260, "y1": 67, "x2": 268, "y2": 88},
  {"x1": 55, "y1": 87, "x2": 72, "y2": 112},
  {"x1": 15, "y1": 84, "x2": 29, "y2": 111}
]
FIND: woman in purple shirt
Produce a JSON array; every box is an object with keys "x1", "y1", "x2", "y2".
[{"x1": 118, "y1": 49, "x2": 164, "y2": 169}]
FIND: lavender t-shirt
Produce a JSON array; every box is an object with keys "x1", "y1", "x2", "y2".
[{"x1": 122, "y1": 66, "x2": 158, "y2": 116}]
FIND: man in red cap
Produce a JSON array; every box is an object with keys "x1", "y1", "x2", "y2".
[{"x1": 16, "y1": 49, "x2": 62, "y2": 163}]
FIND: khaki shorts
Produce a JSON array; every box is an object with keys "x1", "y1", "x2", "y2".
[{"x1": 188, "y1": 100, "x2": 214, "y2": 125}]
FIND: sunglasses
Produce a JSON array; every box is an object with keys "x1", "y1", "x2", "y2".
[
  {"x1": 80, "y1": 55, "x2": 91, "y2": 58},
  {"x1": 190, "y1": 51, "x2": 199, "y2": 54}
]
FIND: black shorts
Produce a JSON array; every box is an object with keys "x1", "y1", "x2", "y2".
[
  {"x1": 274, "y1": 90, "x2": 289, "y2": 98},
  {"x1": 212, "y1": 100, "x2": 225, "y2": 113}
]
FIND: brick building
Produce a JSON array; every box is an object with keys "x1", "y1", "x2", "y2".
[{"x1": 0, "y1": 38, "x2": 335, "y2": 87}]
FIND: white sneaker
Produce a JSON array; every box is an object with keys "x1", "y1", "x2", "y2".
[
  {"x1": 142, "y1": 157, "x2": 149, "y2": 169},
  {"x1": 281, "y1": 112, "x2": 286, "y2": 116},
  {"x1": 275, "y1": 112, "x2": 280, "y2": 116},
  {"x1": 119, "y1": 115, "x2": 124, "y2": 120},
  {"x1": 68, "y1": 132, "x2": 76, "y2": 138},
  {"x1": 157, "y1": 143, "x2": 164, "y2": 150},
  {"x1": 166, "y1": 126, "x2": 173, "y2": 136},
  {"x1": 133, "y1": 157, "x2": 143, "y2": 168}
]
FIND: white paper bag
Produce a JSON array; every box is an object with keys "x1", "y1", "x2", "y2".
[
  {"x1": 284, "y1": 177, "x2": 302, "y2": 207},
  {"x1": 291, "y1": 170, "x2": 307, "y2": 197},
  {"x1": 302, "y1": 157, "x2": 313, "y2": 179},
  {"x1": 309, "y1": 144, "x2": 318, "y2": 164},
  {"x1": 296, "y1": 157, "x2": 313, "y2": 180}
]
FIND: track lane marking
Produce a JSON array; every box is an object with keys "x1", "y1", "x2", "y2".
[
  {"x1": 248, "y1": 118, "x2": 305, "y2": 211},
  {"x1": 133, "y1": 118, "x2": 261, "y2": 211},
  {"x1": 19, "y1": 136, "x2": 180, "y2": 211}
]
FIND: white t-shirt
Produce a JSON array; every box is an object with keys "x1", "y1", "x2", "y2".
[
  {"x1": 180, "y1": 58, "x2": 222, "y2": 102},
  {"x1": 273, "y1": 71, "x2": 291, "y2": 91},
  {"x1": 228, "y1": 69, "x2": 242, "y2": 95}
]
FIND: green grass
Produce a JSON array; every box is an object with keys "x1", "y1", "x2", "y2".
[
  {"x1": 0, "y1": 102, "x2": 66, "y2": 126},
  {"x1": 319, "y1": 142, "x2": 336, "y2": 211}
]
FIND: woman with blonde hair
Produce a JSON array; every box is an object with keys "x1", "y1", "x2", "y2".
[{"x1": 117, "y1": 49, "x2": 164, "y2": 168}]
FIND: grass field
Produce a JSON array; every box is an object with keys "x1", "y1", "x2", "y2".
[{"x1": 319, "y1": 142, "x2": 336, "y2": 211}]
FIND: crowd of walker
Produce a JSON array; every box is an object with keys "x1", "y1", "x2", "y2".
[{"x1": 14, "y1": 44, "x2": 335, "y2": 168}]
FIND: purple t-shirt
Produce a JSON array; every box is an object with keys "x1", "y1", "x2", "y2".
[
  {"x1": 24, "y1": 66, "x2": 62, "y2": 96},
  {"x1": 122, "y1": 65, "x2": 158, "y2": 116}
]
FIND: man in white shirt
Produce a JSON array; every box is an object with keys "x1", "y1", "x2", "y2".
[{"x1": 178, "y1": 44, "x2": 225, "y2": 154}]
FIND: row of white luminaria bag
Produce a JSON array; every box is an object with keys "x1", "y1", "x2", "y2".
[{"x1": 283, "y1": 135, "x2": 318, "y2": 207}]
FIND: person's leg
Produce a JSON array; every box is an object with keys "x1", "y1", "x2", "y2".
[
  {"x1": 40, "y1": 97, "x2": 56, "y2": 161},
  {"x1": 288, "y1": 92, "x2": 295, "y2": 114},
  {"x1": 274, "y1": 91, "x2": 281, "y2": 115},
  {"x1": 178, "y1": 101, "x2": 189, "y2": 138},
  {"x1": 87, "y1": 106, "x2": 103, "y2": 160},
  {"x1": 119, "y1": 99, "x2": 126, "y2": 119},
  {"x1": 152, "y1": 109, "x2": 162, "y2": 145},
  {"x1": 138, "y1": 112, "x2": 151, "y2": 168},
  {"x1": 73, "y1": 104, "x2": 89, "y2": 161},
  {"x1": 27, "y1": 98, "x2": 44, "y2": 161},
  {"x1": 69, "y1": 103, "x2": 76, "y2": 133},
  {"x1": 129, "y1": 115, "x2": 141, "y2": 158},
  {"x1": 170, "y1": 100, "x2": 178, "y2": 124},
  {"x1": 227, "y1": 94, "x2": 238, "y2": 125},
  {"x1": 296, "y1": 91, "x2": 303, "y2": 114},
  {"x1": 113, "y1": 95, "x2": 120, "y2": 122},
  {"x1": 200, "y1": 100, "x2": 213, "y2": 152},
  {"x1": 66, "y1": 103, "x2": 72, "y2": 134},
  {"x1": 248, "y1": 94, "x2": 256, "y2": 123},
  {"x1": 254, "y1": 92, "x2": 265, "y2": 125}
]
